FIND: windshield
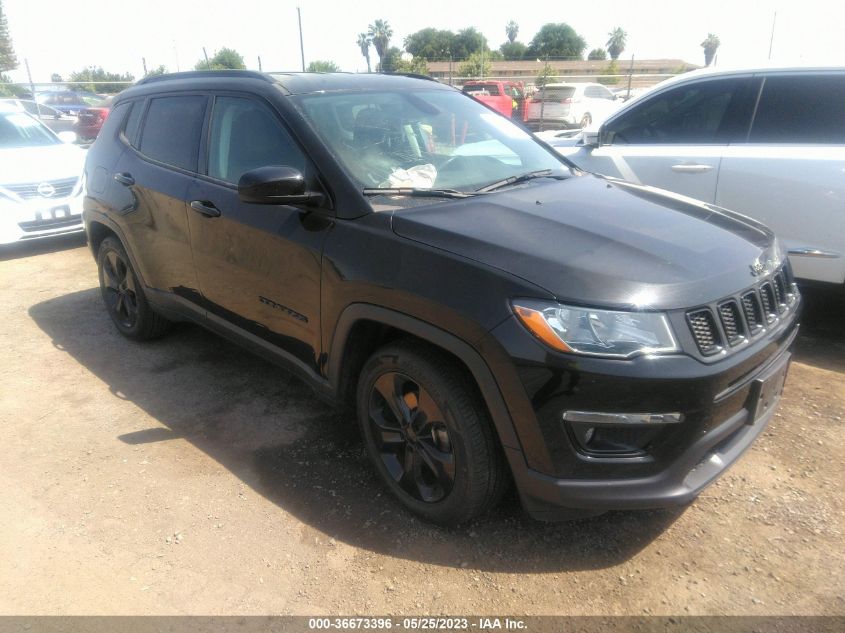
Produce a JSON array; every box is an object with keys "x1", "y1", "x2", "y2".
[
  {"x1": 293, "y1": 88, "x2": 568, "y2": 192},
  {"x1": 0, "y1": 111, "x2": 59, "y2": 148}
]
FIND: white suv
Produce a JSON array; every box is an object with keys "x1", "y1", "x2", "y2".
[
  {"x1": 555, "y1": 67, "x2": 845, "y2": 284},
  {"x1": 527, "y1": 82, "x2": 621, "y2": 129}
]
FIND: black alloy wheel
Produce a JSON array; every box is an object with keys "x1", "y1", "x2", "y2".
[
  {"x1": 101, "y1": 248, "x2": 138, "y2": 329},
  {"x1": 357, "y1": 341, "x2": 507, "y2": 526},
  {"x1": 96, "y1": 236, "x2": 171, "y2": 340},
  {"x1": 368, "y1": 371, "x2": 456, "y2": 503}
]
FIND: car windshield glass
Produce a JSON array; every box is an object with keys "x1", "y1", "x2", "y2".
[
  {"x1": 293, "y1": 88, "x2": 568, "y2": 192},
  {"x1": 0, "y1": 112, "x2": 59, "y2": 148}
]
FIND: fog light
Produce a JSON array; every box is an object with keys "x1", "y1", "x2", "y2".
[
  {"x1": 563, "y1": 410, "x2": 683, "y2": 457},
  {"x1": 562, "y1": 411, "x2": 684, "y2": 424}
]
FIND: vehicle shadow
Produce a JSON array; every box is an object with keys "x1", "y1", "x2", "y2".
[
  {"x1": 794, "y1": 284, "x2": 845, "y2": 374},
  {"x1": 29, "y1": 288, "x2": 683, "y2": 573},
  {"x1": 0, "y1": 232, "x2": 87, "y2": 262}
]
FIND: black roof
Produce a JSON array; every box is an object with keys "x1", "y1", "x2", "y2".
[{"x1": 134, "y1": 70, "x2": 448, "y2": 96}]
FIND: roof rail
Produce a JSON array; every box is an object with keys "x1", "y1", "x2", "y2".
[
  {"x1": 135, "y1": 70, "x2": 271, "y2": 85},
  {"x1": 383, "y1": 72, "x2": 439, "y2": 82}
]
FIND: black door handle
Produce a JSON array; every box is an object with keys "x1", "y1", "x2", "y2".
[
  {"x1": 190, "y1": 200, "x2": 221, "y2": 218},
  {"x1": 113, "y1": 172, "x2": 135, "y2": 186}
]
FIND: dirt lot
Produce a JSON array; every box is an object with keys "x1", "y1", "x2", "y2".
[{"x1": 0, "y1": 235, "x2": 843, "y2": 616}]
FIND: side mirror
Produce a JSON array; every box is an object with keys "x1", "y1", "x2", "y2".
[
  {"x1": 581, "y1": 128, "x2": 600, "y2": 147},
  {"x1": 237, "y1": 165, "x2": 323, "y2": 206},
  {"x1": 57, "y1": 131, "x2": 77, "y2": 144}
]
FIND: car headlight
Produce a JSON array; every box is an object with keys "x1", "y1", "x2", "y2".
[{"x1": 512, "y1": 299, "x2": 679, "y2": 359}]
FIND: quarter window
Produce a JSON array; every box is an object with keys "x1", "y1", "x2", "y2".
[
  {"x1": 750, "y1": 75, "x2": 845, "y2": 143},
  {"x1": 138, "y1": 95, "x2": 207, "y2": 171},
  {"x1": 122, "y1": 101, "x2": 143, "y2": 146},
  {"x1": 208, "y1": 96, "x2": 306, "y2": 184},
  {"x1": 603, "y1": 78, "x2": 757, "y2": 144}
]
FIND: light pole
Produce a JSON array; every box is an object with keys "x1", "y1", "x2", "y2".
[{"x1": 297, "y1": 7, "x2": 306, "y2": 71}]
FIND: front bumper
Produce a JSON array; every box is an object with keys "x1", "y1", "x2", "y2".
[
  {"x1": 0, "y1": 193, "x2": 84, "y2": 245},
  {"x1": 486, "y1": 299, "x2": 800, "y2": 520}
]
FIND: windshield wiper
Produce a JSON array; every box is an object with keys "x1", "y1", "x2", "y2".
[
  {"x1": 362, "y1": 187, "x2": 477, "y2": 199},
  {"x1": 476, "y1": 169, "x2": 565, "y2": 193}
]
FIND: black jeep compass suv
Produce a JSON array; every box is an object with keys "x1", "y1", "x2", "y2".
[{"x1": 82, "y1": 71, "x2": 800, "y2": 525}]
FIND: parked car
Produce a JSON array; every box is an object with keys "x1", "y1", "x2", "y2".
[
  {"x1": 555, "y1": 66, "x2": 845, "y2": 285},
  {"x1": 36, "y1": 90, "x2": 102, "y2": 116},
  {"x1": 0, "y1": 103, "x2": 85, "y2": 244},
  {"x1": 526, "y1": 82, "x2": 622, "y2": 129},
  {"x1": 0, "y1": 98, "x2": 76, "y2": 135},
  {"x1": 462, "y1": 80, "x2": 527, "y2": 121},
  {"x1": 83, "y1": 71, "x2": 799, "y2": 525},
  {"x1": 75, "y1": 96, "x2": 113, "y2": 141}
]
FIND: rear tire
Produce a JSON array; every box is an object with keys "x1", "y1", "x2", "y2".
[
  {"x1": 356, "y1": 340, "x2": 507, "y2": 526},
  {"x1": 97, "y1": 236, "x2": 171, "y2": 341}
]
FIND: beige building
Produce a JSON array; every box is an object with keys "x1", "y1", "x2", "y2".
[{"x1": 427, "y1": 58, "x2": 698, "y2": 90}]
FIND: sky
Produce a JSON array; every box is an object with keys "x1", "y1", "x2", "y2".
[{"x1": 3, "y1": 0, "x2": 842, "y2": 84}]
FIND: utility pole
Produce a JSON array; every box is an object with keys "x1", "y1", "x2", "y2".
[
  {"x1": 626, "y1": 54, "x2": 634, "y2": 100},
  {"x1": 768, "y1": 11, "x2": 777, "y2": 60},
  {"x1": 258, "y1": 56, "x2": 263, "y2": 72},
  {"x1": 297, "y1": 7, "x2": 305, "y2": 71},
  {"x1": 142, "y1": 57, "x2": 147, "y2": 76},
  {"x1": 203, "y1": 47, "x2": 211, "y2": 70},
  {"x1": 24, "y1": 59, "x2": 41, "y2": 118}
]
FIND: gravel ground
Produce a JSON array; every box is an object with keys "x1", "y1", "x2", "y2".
[{"x1": 0, "y1": 235, "x2": 842, "y2": 616}]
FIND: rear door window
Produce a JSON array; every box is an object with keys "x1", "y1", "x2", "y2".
[
  {"x1": 537, "y1": 86, "x2": 575, "y2": 102},
  {"x1": 603, "y1": 77, "x2": 758, "y2": 144},
  {"x1": 749, "y1": 74, "x2": 845, "y2": 143},
  {"x1": 138, "y1": 95, "x2": 208, "y2": 171}
]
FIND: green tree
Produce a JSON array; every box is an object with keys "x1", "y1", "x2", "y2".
[
  {"x1": 527, "y1": 23, "x2": 586, "y2": 60},
  {"x1": 701, "y1": 33, "x2": 720, "y2": 66},
  {"x1": 505, "y1": 20, "x2": 519, "y2": 44},
  {"x1": 368, "y1": 19, "x2": 393, "y2": 69},
  {"x1": 145, "y1": 65, "x2": 167, "y2": 77},
  {"x1": 0, "y1": 0, "x2": 17, "y2": 73},
  {"x1": 535, "y1": 62, "x2": 558, "y2": 88},
  {"x1": 69, "y1": 66, "x2": 134, "y2": 93},
  {"x1": 195, "y1": 47, "x2": 245, "y2": 71},
  {"x1": 606, "y1": 27, "x2": 627, "y2": 61},
  {"x1": 393, "y1": 55, "x2": 430, "y2": 75},
  {"x1": 357, "y1": 33, "x2": 371, "y2": 72},
  {"x1": 458, "y1": 51, "x2": 491, "y2": 79},
  {"x1": 588, "y1": 48, "x2": 607, "y2": 61},
  {"x1": 451, "y1": 27, "x2": 486, "y2": 59},
  {"x1": 499, "y1": 41, "x2": 526, "y2": 60},
  {"x1": 597, "y1": 60, "x2": 620, "y2": 85},
  {"x1": 50, "y1": 73, "x2": 63, "y2": 82},
  {"x1": 378, "y1": 46, "x2": 402, "y2": 73},
  {"x1": 404, "y1": 28, "x2": 454, "y2": 61},
  {"x1": 307, "y1": 60, "x2": 340, "y2": 72}
]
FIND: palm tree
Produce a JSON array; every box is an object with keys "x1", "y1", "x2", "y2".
[
  {"x1": 367, "y1": 19, "x2": 393, "y2": 69},
  {"x1": 357, "y1": 33, "x2": 371, "y2": 73},
  {"x1": 606, "y1": 27, "x2": 627, "y2": 61},
  {"x1": 701, "y1": 33, "x2": 721, "y2": 66},
  {"x1": 506, "y1": 20, "x2": 519, "y2": 44}
]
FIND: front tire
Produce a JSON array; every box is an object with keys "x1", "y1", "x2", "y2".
[
  {"x1": 97, "y1": 236, "x2": 171, "y2": 340},
  {"x1": 357, "y1": 341, "x2": 507, "y2": 526}
]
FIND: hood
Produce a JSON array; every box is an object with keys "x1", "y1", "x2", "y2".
[
  {"x1": 0, "y1": 144, "x2": 86, "y2": 184},
  {"x1": 391, "y1": 175, "x2": 779, "y2": 310}
]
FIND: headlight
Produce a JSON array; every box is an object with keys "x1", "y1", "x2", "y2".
[{"x1": 513, "y1": 299, "x2": 679, "y2": 359}]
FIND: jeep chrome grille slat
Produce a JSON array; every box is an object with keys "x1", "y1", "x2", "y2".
[{"x1": 685, "y1": 263, "x2": 797, "y2": 359}]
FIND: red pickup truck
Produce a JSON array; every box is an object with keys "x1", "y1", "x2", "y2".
[{"x1": 461, "y1": 80, "x2": 527, "y2": 121}]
